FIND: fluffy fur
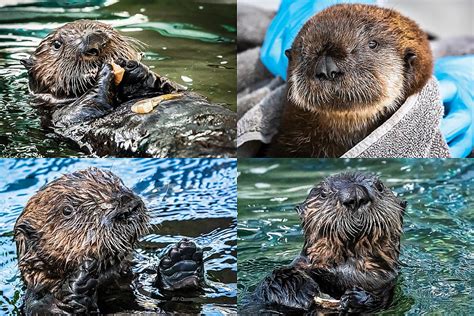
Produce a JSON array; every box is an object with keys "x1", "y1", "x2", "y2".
[{"x1": 269, "y1": 4, "x2": 433, "y2": 157}]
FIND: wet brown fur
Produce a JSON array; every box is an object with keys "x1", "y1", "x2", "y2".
[
  {"x1": 23, "y1": 20, "x2": 142, "y2": 99},
  {"x1": 299, "y1": 173, "x2": 404, "y2": 286},
  {"x1": 269, "y1": 4, "x2": 433, "y2": 157},
  {"x1": 251, "y1": 173, "x2": 406, "y2": 313},
  {"x1": 14, "y1": 168, "x2": 149, "y2": 295}
]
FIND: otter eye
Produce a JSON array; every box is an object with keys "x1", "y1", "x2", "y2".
[
  {"x1": 62, "y1": 206, "x2": 73, "y2": 216},
  {"x1": 52, "y1": 40, "x2": 62, "y2": 50},
  {"x1": 368, "y1": 40, "x2": 378, "y2": 49},
  {"x1": 375, "y1": 181, "x2": 384, "y2": 192},
  {"x1": 320, "y1": 190, "x2": 327, "y2": 199}
]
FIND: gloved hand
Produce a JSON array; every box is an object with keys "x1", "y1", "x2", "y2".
[
  {"x1": 436, "y1": 55, "x2": 474, "y2": 158},
  {"x1": 260, "y1": 0, "x2": 376, "y2": 80}
]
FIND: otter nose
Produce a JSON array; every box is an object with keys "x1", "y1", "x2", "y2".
[
  {"x1": 339, "y1": 185, "x2": 371, "y2": 211},
  {"x1": 315, "y1": 56, "x2": 342, "y2": 80},
  {"x1": 115, "y1": 195, "x2": 142, "y2": 221},
  {"x1": 81, "y1": 31, "x2": 108, "y2": 57}
]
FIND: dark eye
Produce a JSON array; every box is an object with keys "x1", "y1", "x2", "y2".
[
  {"x1": 375, "y1": 181, "x2": 384, "y2": 192},
  {"x1": 368, "y1": 40, "x2": 378, "y2": 49},
  {"x1": 52, "y1": 40, "x2": 62, "y2": 50},
  {"x1": 62, "y1": 206, "x2": 73, "y2": 216},
  {"x1": 320, "y1": 190, "x2": 327, "y2": 199}
]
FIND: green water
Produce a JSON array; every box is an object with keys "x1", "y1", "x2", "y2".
[
  {"x1": 0, "y1": 0, "x2": 236, "y2": 157},
  {"x1": 238, "y1": 159, "x2": 473, "y2": 314}
]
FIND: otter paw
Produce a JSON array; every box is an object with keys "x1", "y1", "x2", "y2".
[
  {"x1": 155, "y1": 238, "x2": 205, "y2": 292},
  {"x1": 96, "y1": 63, "x2": 116, "y2": 101},
  {"x1": 56, "y1": 259, "x2": 99, "y2": 313},
  {"x1": 115, "y1": 58, "x2": 152, "y2": 84},
  {"x1": 339, "y1": 287, "x2": 375, "y2": 313}
]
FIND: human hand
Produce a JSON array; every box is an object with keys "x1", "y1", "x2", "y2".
[
  {"x1": 260, "y1": 0, "x2": 376, "y2": 80},
  {"x1": 436, "y1": 55, "x2": 474, "y2": 158}
]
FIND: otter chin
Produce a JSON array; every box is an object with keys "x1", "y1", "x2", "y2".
[
  {"x1": 14, "y1": 167, "x2": 149, "y2": 292},
  {"x1": 269, "y1": 4, "x2": 433, "y2": 157},
  {"x1": 251, "y1": 172, "x2": 407, "y2": 314},
  {"x1": 21, "y1": 19, "x2": 142, "y2": 99}
]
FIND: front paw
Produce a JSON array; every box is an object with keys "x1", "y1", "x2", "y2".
[
  {"x1": 96, "y1": 63, "x2": 116, "y2": 102},
  {"x1": 115, "y1": 58, "x2": 154, "y2": 84},
  {"x1": 339, "y1": 287, "x2": 374, "y2": 314},
  {"x1": 155, "y1": 238, "x2": 205, "y2": 292},
  {"x1": 56, "y1": 259, "x2": 99, "y2": 314}
]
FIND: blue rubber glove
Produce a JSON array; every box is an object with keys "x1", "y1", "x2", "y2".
[
  {"x1": 436, "y1": 55, "x2": 474, "y2": 158},
  {"x1": 260, "y1": 0, "x2": 376, "y2": 80}
]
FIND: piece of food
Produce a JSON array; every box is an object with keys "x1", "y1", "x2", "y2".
[
  {"x1": 314, "y1": 296, "x2": 340, "y2": 310},
  {"x1": 111, "y1": 62, "x2": 125, "y2": 85},
  {"x1": 131, "y1": 93, "x2": 183, "y2": 114}
]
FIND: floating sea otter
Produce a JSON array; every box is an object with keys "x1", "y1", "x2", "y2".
[
  {"x1": 14, "y1": 168, "x2": 205, "y2": 314},
  {"x1": 248, "y1": 173, "x2": 406, "y2": 314},
  {"x1": 21, "y1": 20, "x2": 236, "y2": 157}
]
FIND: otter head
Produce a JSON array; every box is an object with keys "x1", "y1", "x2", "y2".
[
  {"x1": 286, "y1": 4, "x2": 432, "y2": 119},
  {"x1": 297, "y1": 173, "x2": 406, "y2": 271},
  {"x1": 14, "y1": 167, "x2": 149, "y2": 288},
  {"x1": 20, "y1": 20, "x2": 142, "y2": 98}
]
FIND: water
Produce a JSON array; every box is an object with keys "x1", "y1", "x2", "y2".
[
  {"x1": 238, "y1": 159, "x2": 473, "y2": 315},
  {"x1": 0, "y1": 0, "x2": 236, "y2": 157},
  {"x1": 0, "y1": 158, "x2": 237, "y2": 315}
]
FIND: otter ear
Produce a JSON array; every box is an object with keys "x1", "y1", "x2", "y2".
[
  {"x1": 400, "y1": 200, "x2": 407, "y2": 211},
  {"x1": 20, "y1": 57, "x2": 33, "y2": 70},
  {"x1": 404, "y1": 49, "x2": 417, "y2": 70},
  {"x1": 285, "y1": 49, "x2": 292, "y2": 61}
]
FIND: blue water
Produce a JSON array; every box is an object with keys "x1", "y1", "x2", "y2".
[
  {"x1": 0, "y1": 158, "x2": 237, "y2": 315},
  {"x1": 238, "y1": 158, "x2": 473, "y2": 315}
]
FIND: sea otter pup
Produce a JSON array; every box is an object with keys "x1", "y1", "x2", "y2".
[
  {"x1": 268, "y1": 4, "x2": 433, "y2": 157},
  {"x1": 14, "y1": 168, "x2": 205, "y2": 315},
  {"x1": 21, "y1": 20, "x2": 236, "y2": 157},
  {"x1": 250, "y1": 173, "x2": 406, "y2": 314}
]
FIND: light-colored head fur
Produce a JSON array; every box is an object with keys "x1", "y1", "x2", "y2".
[
  {"x1": 286, "y1": 4, "x2": 432, "y2": 124},
  {"x1": 21, "y1": 20, "x2": 143, "y2": 98}
]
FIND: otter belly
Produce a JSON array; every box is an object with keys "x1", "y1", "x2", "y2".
[{"x1": 54, "y1": 93, "x2": 236, "y2": 157}]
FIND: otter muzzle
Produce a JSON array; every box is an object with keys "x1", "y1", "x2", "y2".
[
  {"x1": 80, "y1": 31, "x2": 109, "y2": 57},
  {"x1": 339, "y1": 184, "x2": 372, "y2": 211}
]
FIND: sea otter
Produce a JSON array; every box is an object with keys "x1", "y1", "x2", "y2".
[
  {"x1": 21, "y1": 20, "x2": 236, "y2": 157},
  {"x1": 14, "y1": 168, "x2": 205, "y2": 315},
  {"x1": 248, "y1": 173, "x2": 406, "y2": 314},
  {"x1": 268, "y1": 4, "x2": 433, "y2": 157}
]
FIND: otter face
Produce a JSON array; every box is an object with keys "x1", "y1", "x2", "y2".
[
  {"x1": 14, "y1": 168, "x2": 149, "y2": 276},
  {"x1": 297, "y1": 173, "x2": 406, "y2": 266},
  {"x1": 286, "y1": 4, "x2": 432, "y2": 117},
  {"x1": 20, "y1": 20, "x2": 142, "y2": 98}
]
